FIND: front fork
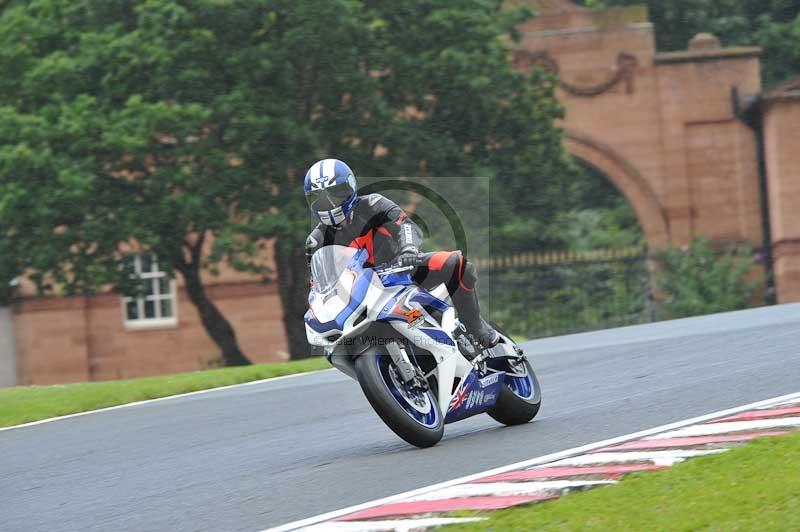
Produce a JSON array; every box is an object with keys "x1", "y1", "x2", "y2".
[
  {"x1": 386, "y1": 341, "x2": 428, "y2": 392},
  {"x1": 388, "y1": 320, "x2": 484, "y2": 417},
  {"x1": 387, "y1": 340, "x2": 463, "y2": 416}
]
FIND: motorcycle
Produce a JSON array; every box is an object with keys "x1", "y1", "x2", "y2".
[{"x1": 304, "y1": 245, "x2": 541, "y2": 448}]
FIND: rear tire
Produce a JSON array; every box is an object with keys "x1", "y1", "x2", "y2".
[
  {"x1": 487, "y1": 357, "x2": 541, "y2": 425},
  {"x1": 355, "y1": 346, "x2": 444, "y2": 448},
  {"x1": 486, "y1": 323, "x2": 542, "y2": 426}
]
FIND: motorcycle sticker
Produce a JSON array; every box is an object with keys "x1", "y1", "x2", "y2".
[
  {"x1": 406, "y1": 308, "x2": 425, "y2": 329},
  {"x1": 445, "y1": 371, "x2": 506, "y2": 423},
  {"x1": 449, "y1": 384, "x2": 470, "y2": 412}
]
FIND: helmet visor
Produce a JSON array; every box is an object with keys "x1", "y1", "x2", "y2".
[{"x1": 306, "y1": 180, "x2": 355, "y2": 213}]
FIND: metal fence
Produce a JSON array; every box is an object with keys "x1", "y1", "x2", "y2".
[{"x1": 476, "y1": 247, "x2": 657, "y2": 340}]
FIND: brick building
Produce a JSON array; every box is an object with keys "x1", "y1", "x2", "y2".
[
  {"x1": 508, "y1": 0, "x2": 800, "y2": 304},
  {"x1": 6, "y1": 248, "x2": 288, "y2": 385},
  {"x1": 2, "y1": 0, "x2": 800, "y2": 385}
]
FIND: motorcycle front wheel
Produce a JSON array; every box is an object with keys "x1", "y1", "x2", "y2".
[{"x1": 355, "y1": 345, "x2": 444, "y2": 448}]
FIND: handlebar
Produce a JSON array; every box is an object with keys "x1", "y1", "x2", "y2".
[{"x1": 373, "y1": 262, "x2": 415, "y2": 276}]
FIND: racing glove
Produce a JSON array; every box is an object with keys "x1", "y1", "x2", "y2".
[{"x1": 396, "y1": 246, "x2": 421, "y2": 273}]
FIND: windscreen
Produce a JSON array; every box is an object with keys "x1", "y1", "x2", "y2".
[{"x1": 309, "y1": 245, "x2": 358, "y2": 294}]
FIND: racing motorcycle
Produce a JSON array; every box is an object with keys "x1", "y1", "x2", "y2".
[{"x1": 304, "y1": 245, "x2": 541, "y2": 448}]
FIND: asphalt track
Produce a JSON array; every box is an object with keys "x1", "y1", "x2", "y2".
[{"x1": 2, "y1": 304, "x2": 800, "y2": 532}]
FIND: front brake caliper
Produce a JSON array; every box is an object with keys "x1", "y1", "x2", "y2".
[{"x1": 387, "y1": 342, "x2": 423, "y2": 386}]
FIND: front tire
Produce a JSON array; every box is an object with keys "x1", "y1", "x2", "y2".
[{"x1": 355, "y1": 347, "x2": 444, "y2": 448}]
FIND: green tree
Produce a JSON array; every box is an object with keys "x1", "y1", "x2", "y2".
[
  {"x1": 579, "y1": 0, "x2": 800, "y2": 86},
  {"x1": 656, "y1": 237, "x2": 761, "y2": 319},
  {"x1": 0, "y1": 0, "x2": 570, "y2": 360}
]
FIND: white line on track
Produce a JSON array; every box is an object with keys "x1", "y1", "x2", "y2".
[
  {"x1": 405, "y1": 480, "x2": 615, "y2": 501},
  {"x1": 543, "y1": 449, "x2": 726, "y2": 467},
  {"x1": 300, "y1": 517, "x2": 485, "y2": 532},
  {"x1": 0, "y1": 368, "x2": 335, "y2": 434},
  {"x1": 267, "y1": 390, "x2": 800, "y2": 532},
  {"x1": 647, "y1": 417, "x2": 800, "y2": 439}
]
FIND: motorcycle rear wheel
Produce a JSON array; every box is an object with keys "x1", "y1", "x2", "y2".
[
  {"x1": 355, "y1": 345, "x2": 444, "y2": 448},
  {"x1": 487, "y1": 357, "x2": 541, "y2": 425},
  {"x1": 486, "y1": 323, "x2": 542, "y2": 426}
]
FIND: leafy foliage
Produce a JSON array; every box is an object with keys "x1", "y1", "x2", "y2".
[
  {"x1": 485, "y1": 255, "x2": 652, "y2": 339},
  {"x1": 0, "y1": 0, "x2": 571, "y2": 359},
  {"x1": 482, "y1": 161, "x2": 649, "y2": 339},
  {"x1": 544, "y1": 203, "x2": 643, "y2": 251},
  {"x1": 490, "y1": 158, "x2": 644, "y2": 254},
  {"x1": 542, "y1": 163, "x2": 643, "y2": 251},
  {"x1": 656, "y1": 237, "x2": 761, "y2": 319},
  {"x1": 579, "y1": 0, "x2": 800, "y2": 86}
]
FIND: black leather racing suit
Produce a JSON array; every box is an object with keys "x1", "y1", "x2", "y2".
[{"x1": 305, "y1": 193, "x2": 493, "y2": 343}]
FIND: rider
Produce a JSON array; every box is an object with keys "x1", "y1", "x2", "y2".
[{"x1": 303, "y1": 158, "x2": 500, "y2": 348}]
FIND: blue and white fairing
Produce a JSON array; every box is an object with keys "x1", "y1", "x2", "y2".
[
  {"x1": 444, "y1": 371, "x2": 505, "y2": 423},
  {"x1": 304, "y1": 247, "x2": 386, "y2": 346},
  {"x1": 304, "y1": 244, "x2": 478, "y2": 420},
  {"x1": 376, "y1": 284, "x2": 455, "y2": 346},
  {"x1": 304, "y1": 246, "x2": 456, "y2": 347}
]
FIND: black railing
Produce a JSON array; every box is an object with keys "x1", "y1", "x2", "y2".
[{"x1": 477, "y1": 247, "x2": 657, "y2": 339}]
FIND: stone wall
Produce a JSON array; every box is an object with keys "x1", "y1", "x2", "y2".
[
  {"x1": 514, "y1": 3, "x2": 765, "y2": 254},
  {"x1": 13, "y1": 297, "x2": 91, "y2": 385},
  {"x1": 0, "y1": 307, "x2": 16, "y2": 387},
  {"x1": 763, "y1": 93, "x2": 800, "y2": 303},
  {"x1": 653, "y1": 45, "x2": 763, "y2": 247}
]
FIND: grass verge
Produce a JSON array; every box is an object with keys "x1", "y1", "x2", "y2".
[
  {"x1": 0, "y1": 357, "x2": 330, "y2": 428},
  {"x1": 447, "y1": 431, "x2": 800, "y2": 531}
]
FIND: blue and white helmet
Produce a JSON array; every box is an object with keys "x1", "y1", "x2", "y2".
[{"x1": 304, "y1": 158, "x2": 358, "y2": 226}]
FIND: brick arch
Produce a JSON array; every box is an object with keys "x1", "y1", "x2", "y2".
[{"x1": 564, "y1": 129, "x2": 670, "y2": 249}]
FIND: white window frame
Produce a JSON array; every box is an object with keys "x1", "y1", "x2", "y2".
[{"x1": 122, "y1": 255, "x2": 178, "y2": 330}]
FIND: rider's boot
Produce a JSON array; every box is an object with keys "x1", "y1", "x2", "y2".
[{"x1": 451, "y1": 288, "x2": 500, "y2": 349}]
